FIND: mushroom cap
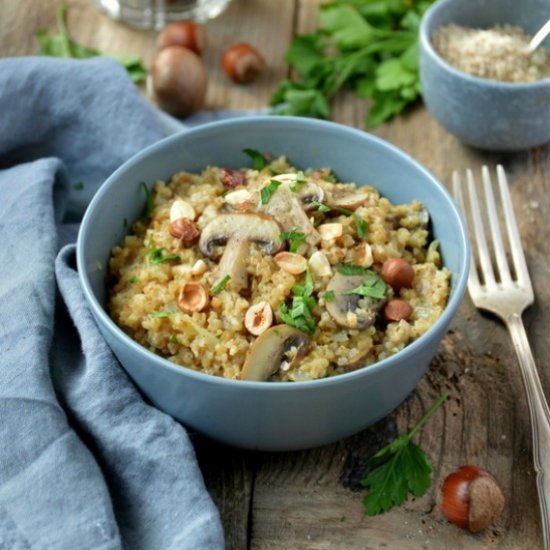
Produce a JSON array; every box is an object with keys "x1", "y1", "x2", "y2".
[
  {"x1": 241, "y1": 324, "x2": 310, "y2": 381},
  {"x1": 325, "y1": 272, "x2": 385, "y2": 329},
  {"x1": 199, "y1": 212, "x2": 282, "y2": 258}
]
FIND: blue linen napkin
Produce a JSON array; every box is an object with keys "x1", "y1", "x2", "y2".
[{"x1": 0, "y1": 56, "x2": 226, "y2": 549}]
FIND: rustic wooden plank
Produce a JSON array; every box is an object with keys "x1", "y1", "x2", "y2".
[{"x1": 2, "y1": 0, "x2": 549, "y2": 548}]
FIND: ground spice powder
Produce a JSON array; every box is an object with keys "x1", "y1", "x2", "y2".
[{"x1": 432, "y1": 23, "x2": 550, "y2": 82}]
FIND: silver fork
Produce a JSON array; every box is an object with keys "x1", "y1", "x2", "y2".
[{"x1": 453, "y1": 165, "x2": 550, "y2": 548}]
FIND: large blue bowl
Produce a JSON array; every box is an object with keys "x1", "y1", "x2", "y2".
[
  {"x1": 419, "y1": 0, "x2": 550, "y2": 151},
  {"x1": 77, "y1": 116, "x2": 469, "y2": 451}
]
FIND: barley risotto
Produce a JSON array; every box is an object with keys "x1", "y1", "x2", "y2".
[{"x1": 107, "y1": 153, "x2": 450, "y2": 382}]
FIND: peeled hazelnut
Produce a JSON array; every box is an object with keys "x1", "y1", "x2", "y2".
[
  {"x1": 440, "y1": 465, "x2": 505, "y2": 533},
  {"x1": 169, "y1": 217, "x2": 200, "y2": 244},
  {"x1": 191, "y1": 259, "x2": 208, "y2": 275},
  {"x1": 156, "y1": 21, "x2": 207, "y2": 55},
  {"x1": 275, "y1": 252, "x2": 307, "y2": 275},
  {"x1": 222, "y1": 42, "x2": 266, "y2": 83},
  {"x1": 244, "y1": 301, "x2": 273, "y2": 336},
  {"x1": 224, "y1": 189, "x2": 253, "y2": 207},
  {"x1": 383, "y1": 299, "x2": 413, "y2": 322},
  {"x1": 177, "y1": 282, "x2": 209, "y2": 313},
  {"x1": 381, "y1": 257, "x2": 414, "y2": 292},
  {"x1": 353, "y1": 242, "x2": 373, "y2": 267},
  {"x1": 318, "y1": 223, "x2": 343, "y2": 240},
  {"x1": 308, "y1": 250, "x2": 332, "y2": 277},
  {"x1": 170, "y1": 199, "x2": 196, "y2": 221}
]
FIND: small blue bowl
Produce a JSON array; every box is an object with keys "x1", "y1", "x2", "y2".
[
  {"x1": 420, "y1": 0, "x2": 550, "y2": 151},
  {"x1": 77, "y1": 116, "x2": 469, "y2": 451}
]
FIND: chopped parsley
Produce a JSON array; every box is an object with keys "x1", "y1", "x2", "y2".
[
  {"x1": 260, "y1": 179, "x2": 282, "y2": 204},
  {"x1": 337, "y1": 207, "x2": 354, "y2": 217},
  {"x1": 289, "y1": 170, "x2": 307, "y2": 191},
  {"x1": 344, "y1": 271, "x2": 386, "y2": 300},
  {"x1": 355, "y1": 213, "x2": 369, "y2": 239},
  {"x1": 128, "y1": 275, "x2": 139, "y2": 284},
  {"x1": 323, "y1": 290, "x2": 336, "y2": 302},
  {"x1": 279, "y1": 269, "x2": 316, "y2": 334},
  {"x1": 151, "y1": 248, "x2": 179, "y2": 265},
  {"x1": 141, "y1": 181, "x2": 154, "y2": 219},
  {"x1": 312, "y1": 199, "x2": 331, "y2": 213},
  {"x1": 150, "y1": 310, "x2": 172, "y2": 318},
  {"x1": 280, "y1": 228, "x2": 307, "y2": 252},
  {"x1": 212, "y1": 275, "x2": 231, "y2": 294},
  {"x1": 243, "y1": 148, "x2": 268, "y2": 170},
  {"x1": 336, "y1": 263, "x2": 367, "y2": 276},
  {"x1": 169, "y1": 335, "x2": 178, "y2": 344}
]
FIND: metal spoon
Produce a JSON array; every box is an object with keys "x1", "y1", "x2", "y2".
[{"x1": 528, "y1": 17, "x2": 550, "y2": 53}]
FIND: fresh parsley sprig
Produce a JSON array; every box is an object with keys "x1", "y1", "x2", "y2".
[
  {"x1": 212, "y1": 275, "x2": 231, "y2": 294},
  {"x1": 141, "y1": 181, "x2": 154, "y2": 219},
  {"x1": 361, "y1": 393, "x2": 448, "y2": 516},
  {"x1": 37, "y1": 4, "x2": 146, "y2": 83},
  {"x1": 243, "y1": 148, "x2": 269, "y2": 170},
  {"x1": 270, "y1": 0, "x2": 435, "y2": 127}
]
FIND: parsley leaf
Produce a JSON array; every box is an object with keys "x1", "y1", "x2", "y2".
[
  {"x1": 323, "y1": 290, "x2": 336, "y2": 302},
  {"x1": 311, "y1": 200, "x2": 331, "y2": 213},
  {"x1": 336, "y1": 263, "x2": 367, "y2": 276},
  {"x1": 279, "y1": 269, "x2": 316, "y2": 334},
  {"x1": 37, "y1": 4, "x2": 146, "y2": 83},
  {"x1": 344, "y1": 271, "x2": 386, "y2": 299},
  {"x1": 212, "y1": 275, "x2": 231, "y2": 294},
  {"x1": 261, "y1": 180, "x2": 282, "y2": 204},
  {"x1": 243, "y1": 148, "x2": 269, "y2": 170},
  {"x1": 354, "y1": 213, "x2": 369, "y2": 239},
  {"x1": 270, "y1": 0, "x2": 434, "y2": 127},
  {"x1": 129, "y1": 275, "x2": 139, "y2": 284},
  {"x1": 361, "y1": 394, "x2": 448, "y2": 516},
  {"x1": 289, "y1": 171, "x2": 307, "y2": 192},
  {"x1": 151, "y1": 248, "x2": 179, "y2": 265},
  {"x1": 150, "y1": 310, "x2": 172, "y2": 318},
  {"x1": 280, "y1": 228, "x2": 307, "y2": 252}
]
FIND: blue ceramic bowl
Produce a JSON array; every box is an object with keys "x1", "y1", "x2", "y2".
[
  {"x1": 419, "y1": 0, "x2": 550, "y2": 151},
  {"x1": 77, "y1": 116, "x2": 469, "y2": 451}
]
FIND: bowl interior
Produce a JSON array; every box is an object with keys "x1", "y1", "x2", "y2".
[{"x1": 78, "y1": 116, "x2": 468, "y2": 381}]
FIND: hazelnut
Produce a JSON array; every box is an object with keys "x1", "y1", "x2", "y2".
[
  {"x1": 177, "y1": 282, "x2": 209, "y2": 313},
  {"x1": 275, "y1": 252, "x2": 308, "y2": 275},
  {"x1": 244, "y1": 301, "x2": 273, "y2": 336},
  {"x1": 222, "y1": 42, "x2": 266, "y2": 83},
  {"x1": 381, "y1": 257, "x2": 414, "y2": 292},
  {"x1": 169, "y1": 217, "x2": 200, "y2": 244}
]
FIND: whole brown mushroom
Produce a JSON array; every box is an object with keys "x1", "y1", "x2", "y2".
[{"x1": 150, "y1": 46, "x2": 208, "y2": 117}]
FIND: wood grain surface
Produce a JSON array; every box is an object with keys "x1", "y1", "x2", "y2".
[{"x1": 2, "y1": 0, "x2": 549, "y2": 548}]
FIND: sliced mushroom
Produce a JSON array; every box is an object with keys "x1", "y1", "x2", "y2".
[
  {"x1": 199, "y1": 213, "x2": 282, "y2": 292},
  {"x1": 325, "y1": 272, "x2": 385, "y2": 329},
  {"x1": 241, "y1": 324, "x2": 310, "y2": 381},
  {"x1": 272, "y1": 174, "x2": 325, "y2": 211},
  {"x1": 259, "y1": 186, "x2": 320, "y2": 246},
  {"x1": 326, "y1": 188, "x2": 371, "y2": 211}
]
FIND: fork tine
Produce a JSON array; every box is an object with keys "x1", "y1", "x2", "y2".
[
  {"x1": 466, "y1": 169, "x2": 496, "y2": 287},
  {"x1": 481, "y1": 166, "x2": 512, "y2": 285},
  {"x1": 452, "y1": 171, "x2": 481, "y2": 289},
  {"x1": 496, "y1": 165, "x2": 533, "y2": 290}
]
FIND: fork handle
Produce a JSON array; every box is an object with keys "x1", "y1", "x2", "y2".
[{"x1": 507, "y1": 312, "x2": 550, "y2": 550}]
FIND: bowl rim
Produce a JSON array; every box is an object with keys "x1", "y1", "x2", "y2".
[
  {"x1": 419, "y1": 0, "x2": 550, "y2": 90},
  {"x1": 77, "y1": 115, "x2": 470, "y2": 392}
]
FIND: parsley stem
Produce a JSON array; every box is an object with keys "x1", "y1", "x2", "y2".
[{"x1": 406, "y1": 393, "x2": 448, "y2": 441}]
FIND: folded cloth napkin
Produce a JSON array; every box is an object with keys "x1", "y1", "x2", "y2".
[{"x1": 0, "y1": 56, "x2": 226, "y2": 549}]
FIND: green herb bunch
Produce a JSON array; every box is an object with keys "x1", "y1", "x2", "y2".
[
  {"x1": 270, "y1": 0, "x2": 435, "y2": 127},
  {"x1": 37, "y1": 4, "x2": 146, "y2": 83}
]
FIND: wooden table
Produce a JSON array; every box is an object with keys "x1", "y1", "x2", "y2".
[{"x1": 3, "y1": 1, "x2": 549, "y2": 548}]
